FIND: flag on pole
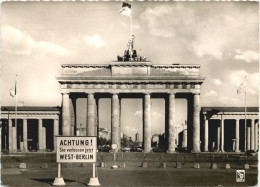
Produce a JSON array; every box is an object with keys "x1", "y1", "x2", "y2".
[
  {"x1": 9, "y1": 75, "x2": 17, "y2": 97},
  {"x1": 120, "y1": 2, "x2": 131, "y2": 17},
  {"x1": 237, "y1": 80, "x2": 246, "y2": 94},
  {"x1": 9, "y1": 89, "x2": 15, "y2": 97}
]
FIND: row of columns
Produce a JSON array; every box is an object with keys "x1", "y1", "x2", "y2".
[
  {"x1": 8, "y1": 118, "x2": 59, "y2": 152},
  {"x1": 62, "y1": 92, "x2": 201, "y2": 153},
  {"x1": 204, "y1": 118, "x2": 258, "y2": 152}
]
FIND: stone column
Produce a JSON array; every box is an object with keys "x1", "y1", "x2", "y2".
[
  {"x1": 87, "y1": 93, "x2": 95, "y2": 136},
  {"x1": 247, "y1": 127, "x2": 250, "y2": 150},
  {"x1": 8, "y1": 119, "x2": 13, "y2": 151},
  {"x1": 220, "y1": 119, "x2": 224, "y2": 152},
  {"x1": 254, "y1": 122, "x2": 258, "y2": 151},
  {"x1": 23, "y1": 119, "x2": 28, "y2": 152},
  {"x1": 42, "y1": 126, "x2": 46, "y2": 150},
  {"x1": 217, "y1": 127, "x2": 220, "y2": 151},
  {"x1": 235, "y1": 119, "x2": 240, "y2": 152},
  {"x1": 167, "y1": 93, "x2": 176, "y2": 153},
  {"x1": 193, "y1": 93, "x2": 201, "y2": 152},
  {"x1": 94, "y1": 98, "x2": 98, "y2": 137},
  {"x1": 182, "y1": 129, "x2": 187, "y2": 148},
  {"x1": 12, "y1": 121, "x2": 17, "y2": 152},
  {"x1": 118, "y1": 98, "x2": 121, "y2": 151},
  {"x1": 70, "y1": 97, "x2": 76, "y2": 136},
  {"x1": 143, "y1": 93, "x2": 151, "y2": 153},
  {"x1": 204, "y1": 119, "x2": 209, "y2": 152},
  {"x1": 62, "y1": 92, "x2": 71, "y2": 136},
  {"x1": 38, "y1": 119, "x2": 43, "y2": 151},
  {"x1": 53, "y1": 119, "x2": 59, "y2": 152},
  {"x1": 250, "y1": 119, "x2": 255, "y2": 151},
  {"x1": 111, "y1": 93, "x2": 120, "y2": 152}
]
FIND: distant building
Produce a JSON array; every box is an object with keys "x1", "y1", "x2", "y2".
[
  {"x1": 152, "y1": 134, "x2": 160, "y2": 147},
  {"x1": 99, "y1": 128, "x2": 111, "y2": 140},
  {"x1": 135, "y1": 133, "x2": 140, "y2": 142}
]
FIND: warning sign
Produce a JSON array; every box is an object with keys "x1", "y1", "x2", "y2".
[{"x1": 56, "y1": 136, "x2": 96, "y2": 163}]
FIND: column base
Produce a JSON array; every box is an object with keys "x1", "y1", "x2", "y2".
[
  {"x1": 191, "y1": 149, "x2": 201, "y2": 153},
  {"x1": 235, "y1": 150, "x2": 240, "y2": 153},
  {"x1": 53, "y1": 177, "x2": 65, "y2": 186},
  {"x1": 166, "y1": 150, "x2": 176, "y2": 154},
  {"x1": 143, "y1": 150, "x2": 151, "y2": 153},
  {"x1": 88, "y1": 177, "x2": 100, "y2": 186}
]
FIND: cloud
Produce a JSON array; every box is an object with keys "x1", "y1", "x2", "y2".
[
  {"x1": 205, "y1": 90, "x2": 217, "y2": 97},
  {"x1": 230, "y1": 70, "x2": 259, "y2": 94},
  {"x1": 134, "y1": 110, "x2": 164, "y2": 119},
  {"x1": 134, "y1": 110, "x2": 142, "y2": 117},
  {"x1": 120, "y1": 22, "x2": 140, "y2": 30},
  {"x1": 83, "y1": 34, "x2": 105, "y2": 48},
  {"x1": 122, "y1": 126, "x2": 139, "y2": 133},
  {"x1": 213, "y1": 79, "x2": 223, "y2": 86},
  {"x1": 152, "y1": 111, "x2": 164, "y2": 119},
  {"x1": 234, "y1": 49, "x2": 258, "y2": 63},
  {"x1": 2, "y1": 25, "x2": 68, "y2": 56},
  {"x1": 140, "y1": 4, "x2": 194, "y2": 38}
]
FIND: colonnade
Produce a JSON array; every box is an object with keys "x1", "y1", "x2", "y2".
[
  {"x1": 62, "y1": 92, "x2": 201, "y2": 153},
  {"x1": 203, "y1": 118, "x2": 258, "y2": 152},
  {"x1": 7, "y1": 118, "x2": 59, "y2": 152}
]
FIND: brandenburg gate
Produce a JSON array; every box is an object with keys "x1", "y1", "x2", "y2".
[{"x1": 57, "y1": 60, "x2": 205, "y2": 153}]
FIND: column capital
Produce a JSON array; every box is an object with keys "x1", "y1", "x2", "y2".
[
  {"x1": 144, "y1": 92, "x2": 151, "y2": 95},
  {"x1": 193, "y1": 92, "x2": 200, "y2": 95},
  {"x1": 167, "y1": 92, "x2": 176, "y2": 95},
  {"x1": 111, "y1": 92, "x2": 119, "y2": 95},
  {"x1": 85, "y1": 92, "x2": 94, "y2": 95},
  {"x1": 61, "y1": 92, "x2": 70, "y2": 95}
]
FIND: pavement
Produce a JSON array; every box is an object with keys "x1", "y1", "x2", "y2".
[
  {"x1": 1, "y1": 163, "x2": 258, "y2": 186},
  {"x1": 1, "y1": 153, "x2": 258, "y2": 186}
]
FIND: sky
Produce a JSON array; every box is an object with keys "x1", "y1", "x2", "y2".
[{"x1": 1, "y1": 1, "x2": 259, "y2": 139}]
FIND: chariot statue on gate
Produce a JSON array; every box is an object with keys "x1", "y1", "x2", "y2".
[{"x1": 117, "y1": 35, "x2": 146, "y2": 62}]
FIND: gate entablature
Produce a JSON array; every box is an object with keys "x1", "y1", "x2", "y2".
[{"x1": 57, "y1": 62, "x2": 205, "y2": 94}]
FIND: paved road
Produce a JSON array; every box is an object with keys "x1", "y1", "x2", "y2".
[{"x1": 1, "y1": 165, "x2": 257, "y2": 186}]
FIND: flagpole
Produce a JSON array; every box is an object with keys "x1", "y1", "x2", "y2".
[
  {"x1": 130, "y1": 10, "x2": 133, "y2": 60},
  {"x1": 15, "y1": 75, "x2": 18, "y2": 152},
  {"x1": 244, "y1": 76, "x2": 247, "y2": 152}
]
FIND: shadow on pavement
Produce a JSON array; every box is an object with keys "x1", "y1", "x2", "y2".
[{"x1": 31, "y1": 178, "x2": 77, "y2": 185}]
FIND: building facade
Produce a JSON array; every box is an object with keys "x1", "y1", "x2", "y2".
[{"x1": 1, "y1": 106, "x2": 60, "y2": 152}]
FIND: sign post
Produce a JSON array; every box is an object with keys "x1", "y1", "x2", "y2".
[{"x1": 53, "y1": 136, "x2": 100, "y2": 186}]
